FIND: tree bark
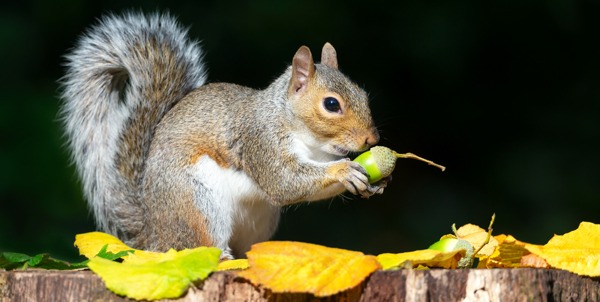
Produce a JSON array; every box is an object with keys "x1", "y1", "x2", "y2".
[{"x1": 1, "y1": 268, "x2": 598, "y2": 301}]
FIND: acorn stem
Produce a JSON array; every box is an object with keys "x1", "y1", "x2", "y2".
[{"x1": 391, "y1": 152, "x2": 446, "y2": 171}]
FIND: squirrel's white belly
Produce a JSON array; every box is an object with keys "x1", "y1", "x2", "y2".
[{"x1": 190, "y1": 155, "x2": 280, "y2": 258}]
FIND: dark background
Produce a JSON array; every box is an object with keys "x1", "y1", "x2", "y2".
[{"x1": 1, "y1": 0, "x2": 599, "y2": 261}]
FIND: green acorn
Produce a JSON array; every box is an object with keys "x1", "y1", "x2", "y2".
[
  {"x1": 428, "y1": 237, "x2": 475, "y2": 269},
  {"x1": 428, "y1": 238, "x2": 473, "y2": 254},
  {"x1": 353, "y1": 146, "x2": 445, "y2": 183}
]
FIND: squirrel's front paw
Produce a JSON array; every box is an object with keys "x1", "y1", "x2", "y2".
[
  {"x1": 335, "y1": 161, "x2": 391, "y2": 198},
  {"x1": 336, "y1": 160, "x2": 373, "y2": 198}
]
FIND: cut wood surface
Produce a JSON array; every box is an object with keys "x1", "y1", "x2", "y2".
[{"x1": 1, "y1": 268, "x2": 599, "y2": 301}]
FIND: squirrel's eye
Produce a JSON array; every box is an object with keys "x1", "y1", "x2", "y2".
[{"x1": 323, "y1": 97, "x2": 342, "y2": 113}]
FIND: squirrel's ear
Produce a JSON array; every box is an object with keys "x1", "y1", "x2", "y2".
[
  {"x1": 290, "y1": 46, "x2": 315, "y2": 94},
  {"x1": 321, "y1": 42, "x2": 338, "y2": 69}
]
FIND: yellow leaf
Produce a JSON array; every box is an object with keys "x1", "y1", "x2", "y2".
[
  {"x1": 477, "y1": 234, "x2": 531, "y2": 268},
  {"x1": 88, "y1": 246, "x2": 220, "y2": 300},
  {"x1": 377, "y1": 249, "x2": 464, "y2": 270},
  {"x1": 74, "y1": 232, "x2": 132, "y2": 259},
  {"x1": 520, "y1": 253, "x2": 550, "y2": 268},
  {"x1": 74, "y1": 231, "x2": 164, "y2": 262},
  {"x1": 525, "y1": 221, "x2": 600, "y2": 277},
  {"x1": 237, "y1": 241, "x2": 381, "y2": 297},
  {"x1": 217, "y1": 259, "x2": 249, "y2": 271},
  {"x1": 75, "y1": 232, "x2": 222, "y2": 300},
  {"x1": 454, "y1": 223, "x2": 498, "y2": 257}
]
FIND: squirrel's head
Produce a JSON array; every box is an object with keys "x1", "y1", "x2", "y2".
[{"x1": 288, "y1": 43, "x2": 379, "y2": 157}]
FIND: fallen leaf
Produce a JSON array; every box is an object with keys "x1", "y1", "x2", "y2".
[
  {"x1": 75, "y1": 232, "x2": 132, "y2": 259},
  {"x1": 454, "y1": 223, "x2": 498, "y2": 257},
  {"x1": 0, "y1": 252, "x2": 88, "y2": 270},
  {"x1": 74, "y1": 231, "x2": 164, "y2": 262},
  {"x1": 88, "y1": 246, "x2": 220, "y2": 301},
  {"x1": 477, "y1": 234, "x2": 531, "y2": 268},
  {"x1": 238, "y1": 241, "x2": 380, "y2": 297},
  {"x1": 525, "y1": 221, "x2": 600, "y2": 277},
  {"x1": 217, "y1": 258, "x2": 249, "y2": 271},
  {"x1": 377, "y1": 249, "x2": 465, "y2": 270},
  {"x1": 74, "y1": 232, "x2": 222, "y2": 300},
  {"x1": 520, "y1": 253, "x2": 550, "y2": 268}
]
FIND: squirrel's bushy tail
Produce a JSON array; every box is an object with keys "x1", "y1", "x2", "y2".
[{"x1": 60, "y1": 12, "x2": 207, "y2": 240}]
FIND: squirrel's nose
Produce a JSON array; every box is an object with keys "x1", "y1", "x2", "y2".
[{"x1": 365, "y1": 128, "x2": 380, "y2": 147}]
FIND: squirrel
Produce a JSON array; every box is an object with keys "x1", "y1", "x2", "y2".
[{"x1": 60, "y1": 11, "x2": 386, "y2": 259}]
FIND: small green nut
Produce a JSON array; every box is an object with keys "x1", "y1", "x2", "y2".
[
  {"x1": 428, "y1": 238, "x2": 473, "y2": 253},
  {"x1": 428, "y1": 238, "x2": 475, "y2": 269},
  {"x1": 353, "y1": 146, "x2": 446, "y2": 184},
  {"x1": 353, "y1": 146, "x2": 396, "y2": 183}
]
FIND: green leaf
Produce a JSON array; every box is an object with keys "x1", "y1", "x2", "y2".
[
  {"x1": 0, "y1": 252, "x2": 89, "y2": 270},
  {"x1": 2, "y1": 252, "x2": 32, "y2": 263},
  {"x1": 27, "y1": 254, "x2": 44, "y2": 267},
  {"x1": 1, "y1": 252, "x2": 29, "y2": 270},
  {"x1": 94, "y1": 244, "x2": 134, "y2": 261}
]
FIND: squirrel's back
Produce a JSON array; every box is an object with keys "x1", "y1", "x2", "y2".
[{"x1": 60, "y1": 12, "x2": 207, "y2": 241}]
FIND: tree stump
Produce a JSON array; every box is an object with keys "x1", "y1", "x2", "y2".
[{"x1": 1, "y1": 268, "x2": 598, "y2": 301}]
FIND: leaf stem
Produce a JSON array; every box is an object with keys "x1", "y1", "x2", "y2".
[{"x1": 473, "y1": 213, "x2": 496, "y2": 257}]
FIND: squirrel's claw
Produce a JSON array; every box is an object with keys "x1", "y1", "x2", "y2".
[{"x1": 362, "y1": 175, "x2": 391, "y2": 197}]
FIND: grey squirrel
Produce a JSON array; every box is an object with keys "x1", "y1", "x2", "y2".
[{"x1": 60, "y1": 11, "x2": 386, "y2": 259}]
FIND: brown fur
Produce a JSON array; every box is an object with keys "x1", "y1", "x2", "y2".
[{"x1": 190, "y1": 148, "x2": 230, "y2": 168}]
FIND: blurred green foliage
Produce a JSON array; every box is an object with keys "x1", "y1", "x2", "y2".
[{"x1": 1, "y1": 0, "x2": 599, "y2": 261}]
